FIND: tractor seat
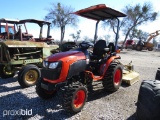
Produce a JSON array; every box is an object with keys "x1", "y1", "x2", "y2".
[
  {"x1": 91, "y1": 40, "x2": 109, "y2": 60},
  {"x1": 108, "y1": 42, "x2": 115, "y2": 53},
  {"x1": 108, "y1": 42, "x2": 117, "y2": 56}
]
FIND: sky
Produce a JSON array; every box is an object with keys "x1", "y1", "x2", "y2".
[{"x1": 1, "y1": 0, "x2": 160, "y2": 42}]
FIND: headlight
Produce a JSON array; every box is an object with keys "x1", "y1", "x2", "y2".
[{"x1": 49, "y1": 62, "x2": 59, "y2": 69}]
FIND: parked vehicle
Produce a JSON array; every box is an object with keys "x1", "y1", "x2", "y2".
[
  {"x1": 18, "y1": 19, "x2": 55, "y2": 44},
  {"x1": 125, "y1": 40, "x2": 136, "y2": 49},
  {"x1": 135, "y1": 30, "x2": 160, "y2": 51},
  {"x1": 0, "y1": 18, "x2": 59, "y2": 88},
  {"x1": 36, "y1": 4, "x2": 127, "y2": 113},
  {"x1": 135, "y1": 39, "x2": 154, "y2": 51},
  {"x1": 0, "y1": 18, "x2": 19, "y2": 39}
]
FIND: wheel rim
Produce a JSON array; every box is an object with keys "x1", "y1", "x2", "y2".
[
  {"x1": 114, "y1": 69, "x2": 121, "y2": 85},
  {"x1": 73, "y1": 90, "x2": 85, "y2": 108},
  {"x1": 25, "y1": 70, "x2": 38, "y2": 84}
]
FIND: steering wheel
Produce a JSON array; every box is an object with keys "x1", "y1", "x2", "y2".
[{"x1": 79, "y1": 41, "x2": 94, "y2": 49}]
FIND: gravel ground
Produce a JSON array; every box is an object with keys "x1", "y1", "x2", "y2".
[{"x1": 0, "y1": 49, "x2": 159, "y2": 120}]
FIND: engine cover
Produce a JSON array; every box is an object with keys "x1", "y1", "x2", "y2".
[{"x1": 43, "y1": 50, "x2": 87, "y2": 82}]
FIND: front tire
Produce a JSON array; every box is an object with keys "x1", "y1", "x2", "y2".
[
  {"x1": 148, "y1": 47, "x2": 153, "y2": 51},
  {"x1": 63, "y1": 82, "x2": 88, "y2": 113},
  {"x1": 18, "y1": 64, "x2": 41, "y2": 88},
  {"x1": 36, "y1": 77, "x2": 56, "y2": 99},
  {"x1": 136, "y1": 80, "x2": 160, "y2": 120},
  {"x1": 102, "y1": 62, "x2": 122, "y2": 92}
]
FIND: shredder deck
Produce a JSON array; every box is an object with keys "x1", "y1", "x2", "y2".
[{"x1": 122, "y1": 70, "x2": 140, "y2": 85}]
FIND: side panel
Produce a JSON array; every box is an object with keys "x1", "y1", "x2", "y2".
[{"x1": 67, "y1": 60, "x2": 86, "y2": 78}]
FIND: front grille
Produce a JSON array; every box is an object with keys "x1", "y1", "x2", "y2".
[
  {"x1": 41, "y1": 67, "x2": 61, "y2": 80},
  {"x1": 41, "y1": 81, "x2": 56, "y2": 91}
]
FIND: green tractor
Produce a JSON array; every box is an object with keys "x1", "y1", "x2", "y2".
[{"x1": 0, "y1": 18, "x2": 59, "y2": 88}]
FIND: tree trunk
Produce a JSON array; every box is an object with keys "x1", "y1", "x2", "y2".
[
  {"x1": 121, "y1": 26, "x2": 134, "y2": 50},
  {"x1": 60, "y1": 26, "x2": 65, "y2": 44},
  {"x1": 60, "y1": 27, "x2": 63, "y2": 44},
  {"x1": 62, "y1": 26, "x2": 65, "y2": 41}
]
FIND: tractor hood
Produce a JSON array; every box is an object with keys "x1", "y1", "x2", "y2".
[
  {"x1": 74, "y1": 4, "x2": 126, "y2": 21},
  {"x1": 47, "y1": 50, "x2": 86, "y2": 62},
  {"x1": 1, "y1": 40, "x2": 50, "y2": 48}
]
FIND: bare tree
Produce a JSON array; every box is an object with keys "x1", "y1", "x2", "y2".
[
  {"x1": 129, "y1": 28, "x2": 148, "y2": 40},
  {"x1": 70, "y1": 30, "x2": 81, "y2": 42},
  {"x1": 103, "y1": 2, "x2": 158, "y2": 49},
  {"x1": 45, "y1": 3, "x2": 78, "y2": 44},
  {"x1": 103, "y1": 35, "x2": 111, "y2": 44},
  {"x1": 83, "y1": 36, "x2": 93, "y2": 42},
  {"x1": 102, "y1": 19, "x2": 125, "y2": 35},
  {"x1": 121, "y1": 2, "x2": 158, "y2": 49}
]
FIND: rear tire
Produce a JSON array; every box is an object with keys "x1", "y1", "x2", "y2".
[
  {"x1": 136, "y1": 80, "x2": 160, "y2": 120},
  {"x1": 155, "y1": 68, "x2": 160, "y2": 80},
  {"x1": 18, "y1": 64, "x2": 41, "y2": 88},
  {"x1": 136, "y1": 45, "x2": 143, "y2": 51},
  {"x1": 148, "y1": 47, "x2": 153, "y2": 51},
  {"x1": 102, "y1": 62, "x2": 122, "y2": 92},
  {"x1": 62, "y1": 82, "x2": 88, "y2": 113},
  {"x1": 36, "y1": 77, "x2": 56, "y2": 99}
]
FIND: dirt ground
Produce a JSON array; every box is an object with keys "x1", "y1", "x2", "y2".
[{"x1": 0, "y1": 49, "x2": 159, "y2": 120}]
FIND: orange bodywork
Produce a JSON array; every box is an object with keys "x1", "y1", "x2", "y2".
[
  {"x1": 102, "y1": 56, "x2": 120, "y2": 76},
  {"x1": 85, "y1": 56, "x2": 120, "y2": 81},
  {"x1": 147, "y1": 30, "x2": 160, "y2": 43},
  {"x1": 74, "y1": 4, "x2": 126, "y2": 21},
  {"x1": 43, "y1": 50, "x2": 120, "y2": 83},
  {"x1": 43, "y1": 51, "x2": 86, "y2": 84}
]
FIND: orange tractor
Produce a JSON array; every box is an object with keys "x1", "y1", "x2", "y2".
[{"x1": 36, "y1": 4, "x2": 128, "y2": 113}]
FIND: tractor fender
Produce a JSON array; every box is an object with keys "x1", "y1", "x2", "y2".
[{"x1": 100, "y1": 56, "x2": 121, "y2": 76}]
